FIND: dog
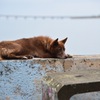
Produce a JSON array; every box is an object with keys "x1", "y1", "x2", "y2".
[{"x1": 0, "y1": 36, "x2": 72, "y2": 60}]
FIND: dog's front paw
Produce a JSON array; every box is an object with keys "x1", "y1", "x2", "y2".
[
  {"x1": 22, "y1": 55, "x2": 34, "y2": 59},
  {"x1": 26, "y1": 55, "x2": 34, "y2": 59},
  {"x1": 22, "y1": 56, "x2": 28, "y2": 59},
  {"x1": 66, "y1": 54, "x2": 73, "y2": 58}
]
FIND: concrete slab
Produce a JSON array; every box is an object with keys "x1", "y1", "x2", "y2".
[{"x1": 42, "y1": 69, "x2": 100, "y2": 100}]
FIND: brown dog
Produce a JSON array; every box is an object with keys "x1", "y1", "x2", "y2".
[{"x1": 0, "y1": 36, "x2": 72, "y2": 60}]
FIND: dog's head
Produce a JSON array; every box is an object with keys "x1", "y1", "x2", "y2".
[{"x1": 50, "y1": 37, "x2": 68, "y2": 58}]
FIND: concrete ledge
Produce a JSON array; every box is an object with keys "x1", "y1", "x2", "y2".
[
  {"x1": 42, "y1": 69, "x2": 100, "y2": 100},
  {"x1": 0, "y1": 55, "x2": 100, "y2": 100}
]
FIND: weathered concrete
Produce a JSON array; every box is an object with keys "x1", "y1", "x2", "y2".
[
  {"x1": 0, "y1": 55, "x2": 100, "y2": 100},
  {"x1": 42, "y1": 69, "x2": 100, "y2": 100}
]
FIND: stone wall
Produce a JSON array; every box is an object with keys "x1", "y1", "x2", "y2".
[{"x1": 0, "y1": 55, "x2": 100, "y2": 100}]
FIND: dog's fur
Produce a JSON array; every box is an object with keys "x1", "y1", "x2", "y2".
[{"x1": 0, "y1": 36, "x2": 71, "y2": 60}]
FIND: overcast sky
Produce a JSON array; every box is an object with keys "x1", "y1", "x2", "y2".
[{"x1": 0, "y1": 0, "x2": 100, "y2": 55}]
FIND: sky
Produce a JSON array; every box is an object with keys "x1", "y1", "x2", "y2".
[{"x1": 0, "y1": 0, "x2": 100, "y2": 55}]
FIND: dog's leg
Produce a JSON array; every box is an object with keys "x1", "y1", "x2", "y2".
[
  {"x1": 0, "y1": 48, "x2": 33, "y2": 60},
  {"x1": 1, "y1": 48, "x2": 24, "y2": 59}
]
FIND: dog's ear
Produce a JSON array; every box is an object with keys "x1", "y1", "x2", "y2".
[
  {"x1": 60, "y1": 37, "x2": 68, "y2": 44},
  {"x1": 51, "y1": 38, "x2": 58, "y2": 46}
]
